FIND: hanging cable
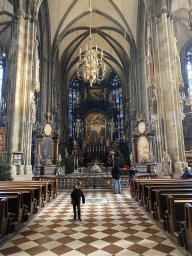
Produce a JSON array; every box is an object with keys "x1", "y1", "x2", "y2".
[{"x1": 89, "y1": 0, "x2": 92, "y2": 42}]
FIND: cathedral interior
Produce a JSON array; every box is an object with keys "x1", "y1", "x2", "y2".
[
  {"x1": 0, "y1": 0, "x2": 192, "y2": 255},
  {"x1": 1, "y1": 0, "x2": 192, "y2": 180}
]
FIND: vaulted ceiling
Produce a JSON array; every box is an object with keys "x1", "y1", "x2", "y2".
[
  {"x1": 49, "y1": 0, "x2": 139, "y2": 85},
  {"x1": 0, "y1": 0, "x2": 191, "y2": 85}
]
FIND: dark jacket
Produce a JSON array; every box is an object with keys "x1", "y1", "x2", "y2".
[
  {"x1": 71, "y1": 188, "x2": 85, "y2": 205},
  {"x1": 111, "y1": 165, "x2": 121, "y2": 180},
  {"x1": 129, "y1": 168, "x2": 136, "y2": 179}
]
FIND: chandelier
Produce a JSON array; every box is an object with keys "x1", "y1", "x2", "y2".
[{"x1": 76, "y1": 0, "x2": 106, "y2": 86}]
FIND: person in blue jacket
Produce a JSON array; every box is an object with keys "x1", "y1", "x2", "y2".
[
  {"x1": 181, "y1": 167, "x2": 192, "y2": 179},
  {"x1": 111, "y1": 164, "x2": 122, "y2": 194}
]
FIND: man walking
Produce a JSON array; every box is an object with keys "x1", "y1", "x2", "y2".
[{"x1": 111, "y1": 164, "x2": 121, "y2": 194}]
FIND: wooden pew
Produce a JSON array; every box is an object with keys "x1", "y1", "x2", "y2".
[
  {"x1": 0, "y1": 190, "x2": 35, "y2": 220},
  {"x1": 166, "y1": 196, "x2": 192, "y2": 245},
  {"x1": 0, "y1": 193, "x2": 23, "y2": 233},
  {"x1": 0, "y1": 198, "x2": 9, "y2": 239},
  {"x1": 32, "y1": 178, "x2": 58, "y2": 199},
  {"x1": 141, "y1": 182, "x2": 192, "y2": 207},
  {"x1": 130, "y1": 178, "x2": 175, "y2": 198},
  {"x1": 0, "y1": 181, "x2": 49, "y2": 205},
  {"x1": 180, "y1": 203, "x2": 192, "y2": 253},
  {"x1": 131, "y1": 178, "x2": 185, "y2": 201},
  {"x1": 0, "y1": 180, "x2": 57, "y2": 242},
  {"x1": 155, "y1": 190, "x2": 192, "y2": 223},
  {"x1": 0, "y1": 186, "x2": 43, "y2": 210}
]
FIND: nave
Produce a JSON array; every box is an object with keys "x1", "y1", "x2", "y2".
[{"x1": 0, "y1": 190, "x2": 186, "y2": 256}]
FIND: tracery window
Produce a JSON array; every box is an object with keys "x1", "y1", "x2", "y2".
[
  {"x1": 69, "y1": 76, "x2": 79, "y2": 139},
  {"x1": 187, "y1": 48, "x2": 192, "y2": 102},
  {"x1": 0, "y1": 55, "x2": 3, "y2": 100},
  {"x1": 110, "y1": 75, "x2": 124, "y2": 140}
]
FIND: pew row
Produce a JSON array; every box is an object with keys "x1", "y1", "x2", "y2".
[
  {"x1": 181, "y1": 203, "x2": 192, "y2": 252},
  {"x1": 0, "y1": 180, "x2": 58, "y2": 242},
  {"x1": 130, "y1": 178, "x2": 192, "y2": 254},
  {"x1": 166, "y1": 196, "x2": 192, "y2": 245}
]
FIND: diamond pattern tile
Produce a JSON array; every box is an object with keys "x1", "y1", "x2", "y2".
[{"x1": 0, "y1": 190, "x2": 186, "y2": 256}]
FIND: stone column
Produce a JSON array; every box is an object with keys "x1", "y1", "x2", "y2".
[
  {"x1": 35, "y1": 134, "x2": 44, "y2": 175},
  {"x1": 152, "y1": 8, "x2": 187, "y2": 177},
  {"x1": 131, "y1": 137, "x2": 138, "y2": 163},
  {"x1": 189, "y1": 0, "x2": 192, "y2": 30},
  {"x1": 52, "y1": 137, "x2": 59, "y2": 165},
  {"x1": 6, "y1": 8, "x2": 39, "y2": 180}
]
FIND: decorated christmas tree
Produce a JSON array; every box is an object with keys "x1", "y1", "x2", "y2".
[
  {"x1": 0, "y1": 157, "x2": 13, "y2": 181},
  {"x1": 71, "y1": 140, "x2": 84, "y2": 163},
  {"x1": 107, "y1": 138, "x2": 125, "y2": 167}
]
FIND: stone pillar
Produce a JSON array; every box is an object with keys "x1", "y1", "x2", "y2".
[
  {"x1": 137, "y1": 0, "x2": 149, "y2": 120},
  {"x1": 35, "y1": 135, "x2": 44, "y2": 175},
  {"x1": 52, "y1": 137, "x2": 59, "y2": 165},
  {"x1": 189, "y1": 0, "x2": 192, "y2": 30},
  {"x1": 152, "y1": 8, "x2": 187, "y2": 177},
  {"x1": 131, "y1": 137, "x2": 138, "y2": 163},
  {"x1": 5, "y1": 8, "x2": 39, "y2": 180}
]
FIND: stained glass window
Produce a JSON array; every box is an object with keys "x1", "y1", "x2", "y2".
[
  {"x1": 111, "y1": 75, "x2": 124, "y2": 140},
  {"x1": 69, "y1": 76, "x2": 79, "y2": 138},
  {"x1": 187, "y1": 48, "x2": 192, "y2": 103},
  {"x1": 0, "y1": 56, "x2": 3, "y2": 100}
]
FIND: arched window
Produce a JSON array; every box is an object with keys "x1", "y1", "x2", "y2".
[
  {"x1": 187, "y1": 48, "x2": 192, "y2": 102},
  {"x1": 110, "y1": 75, "x2": 124, "y2": 140},
  {"x1": 0, "y1": 55, "x2": 3, "y2": 100},
  {"x1": 69, "y1": 76, "x2": 79, "y2": 139}
]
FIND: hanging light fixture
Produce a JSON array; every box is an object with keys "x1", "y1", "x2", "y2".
[{"x1": 76, "y1": 0, "x2": 106, "y2": 86}]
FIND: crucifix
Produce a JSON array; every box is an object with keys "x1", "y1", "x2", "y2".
[{"x1": 47, "y1": 112, "x2": 51, "y2": 121}]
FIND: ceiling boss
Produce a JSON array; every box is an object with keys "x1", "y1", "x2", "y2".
[{"x1": 76, "y1": 0, "x2": 107, "y2": 86}]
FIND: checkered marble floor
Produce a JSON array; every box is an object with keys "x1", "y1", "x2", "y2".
[{"x1": 0, "y1": 189, "x2": 187, "y2": 256}]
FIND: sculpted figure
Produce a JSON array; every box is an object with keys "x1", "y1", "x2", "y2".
[{"x1": 162, "y1": 151, "x2": 173, "y2": 176}]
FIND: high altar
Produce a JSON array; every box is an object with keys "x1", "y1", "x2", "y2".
[{"x1": 34, "y1": 75, "x2": 130, "y2": 176}]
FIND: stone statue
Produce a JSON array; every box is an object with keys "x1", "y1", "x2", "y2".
[
  {"x1": 162, "y1": 151, "x2": 173, "y2": 176},
  {"x1": 57, "y1": 154, "x2": 61, "y2": 163},
  {"x1": 149, "y1": 152, "x2": 154, "y2": 163},
  {"x1": 65, "y1": 147, "x2": 68, "y2": 158},
  {"x1": 106, "y1": 138, "x2": 110, "y2": 150},
  {"x1": 130, "y1": 152, "x2": 135, "y2": 164}
]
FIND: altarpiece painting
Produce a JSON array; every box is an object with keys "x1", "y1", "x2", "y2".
[{"x1": 86, "y1": 113, "x2": 106, "y2": 147}]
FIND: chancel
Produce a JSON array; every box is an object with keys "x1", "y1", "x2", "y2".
[{"x1": 0, "y1": 0, "x2": 192, "y2": 255}]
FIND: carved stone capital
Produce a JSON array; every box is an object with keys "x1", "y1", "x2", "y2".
[
  {"x1": 14, "y1": 9, "x2": 38, "y2": 23},
  {"x1": 31, "y1": 16, "x2": 38, "y2": 24},
  {"x1": 17, "y1": 8, "x2": 25, "y2": 18},
  {"x1": 169, "y1": 13, "x2": 174, "y2": 20},
  {"x1": 24, "y1": 13, "x2": 32, "y2": 21},
  {"x1": 161, "y1": 6, "x2": 168, "y2": 15}
]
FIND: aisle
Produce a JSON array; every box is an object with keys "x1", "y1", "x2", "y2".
[{"x1": 0, "y1": 190, "x2": 186, "y2": 256}]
